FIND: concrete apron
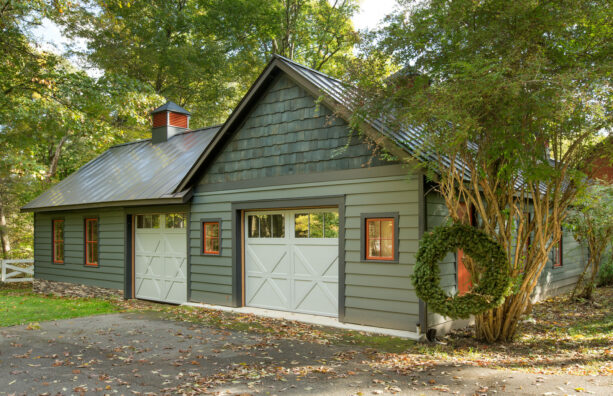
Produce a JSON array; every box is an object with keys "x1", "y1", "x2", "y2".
[{"x1": 182, "y1": 302, "x2": 423, "y2": 341}]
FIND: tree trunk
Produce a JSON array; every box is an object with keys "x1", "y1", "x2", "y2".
[
  {"x1": 0, "y1": 204, "x2": 10, "y2": 259},
  {"x1": 47, "y1": 135, "x2": 68, "y2": 182}
]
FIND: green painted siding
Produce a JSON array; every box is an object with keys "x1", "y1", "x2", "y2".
[
  {"x1": 425, "y1": 192, "x2": 457, "y2": 328},
  {"x1": 534, "y1": 227, "x2": 587, "y2": 299},
  {"x1": 34, "y1": 208, "x2": 126, "y2": 290},
  {"x1": 190, "y1": 166, "x2": 421, "y2": 331},
  {"x1": 199, "y1": 74, "x2": 391, "y2": 186}
]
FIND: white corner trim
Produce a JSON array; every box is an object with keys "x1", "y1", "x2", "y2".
[{"x1": 182, "y1": 302, "x2": 424, "y2": 341}]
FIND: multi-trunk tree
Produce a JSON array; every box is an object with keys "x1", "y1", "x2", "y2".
[
  {"x1": 566, "y1": 182, "x2": 613, "y2": 300},
  {"x1": 350, "y1": 0, "x2": 612, "y2": 342}
]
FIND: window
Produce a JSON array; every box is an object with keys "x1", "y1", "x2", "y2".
[
  {"x1": 136, "y1": 214, "x2": 160, "y2": 229},
  {"x1": 201, "y1": 219, "x2": 221, "y2": 255},
  {"x1": 553, "y1": 232, "x2": 563, "y2": 268},
  {"x1": 166, "y1": 213, "x2": 186, "y2": 229},
  {"x1": 361, "y1": 213, "x2": 399, "y2": 262},
  {"x1": 294, "y1": 211, "x2": 339, "y2": 238},
  {"x1": 247, "y1": 214, "x2": 285, "y2": 238},
  {"x1": 85, "y1": 218, "x2": 98, "y2": 267},
  {"x1": 52, "y1": 219, "x2": 64, "y2": 264}
]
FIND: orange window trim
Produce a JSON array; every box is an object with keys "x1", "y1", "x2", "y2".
[
  {"x1": 52, "y1": 219, "x2": 64, "y2": 264},
  {"x1": 553, "y1": 241, "x2": 563, "y2": 267},
  {"x1": 85, "y1": 218, "x2": 98, "y2": 267},
  {"x1": 203, "y1": 221, "x2": 220, "y2": 254},
  {"x1": 365, "y1": 218, "x2": 394, "y2": 260}
]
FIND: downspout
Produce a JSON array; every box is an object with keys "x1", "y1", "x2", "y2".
[{"x1": 417, "y1": 173, "x2": 428, "y2": 339}]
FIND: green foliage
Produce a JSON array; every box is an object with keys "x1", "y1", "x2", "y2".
[
  {"x1": 350, "y1": 0, "x2": 612, "y2": 341},
  {"x1": 597, "y1": 248, "x2": 613, "y2": 287},
  {"x1": 412, "y1": 223, "x2": 512, "y2": 319},
  {"x1": 58, "y1": 0, "x2": 359, "y2": 127}
]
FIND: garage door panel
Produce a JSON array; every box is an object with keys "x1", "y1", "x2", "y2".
[
  {"x1": 245, "y1": 209, "x2": 339, "y2": 317},
  {"x1": 135, "y1": 213, "x2": 187, "y2": 304},
  {"x1": 246, "y1": 244, "x2": 289, "y2": 275},
  {"x1": 246, "y1": 276, "x2": 290, "y2": 310},
  {"x1": 293, "y1": 279, "x2": 338, "y2": 316}
]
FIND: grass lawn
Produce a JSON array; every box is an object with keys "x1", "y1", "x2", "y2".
[{"x1": 0, "y1": 283, "x2": 121, "y2": 327}]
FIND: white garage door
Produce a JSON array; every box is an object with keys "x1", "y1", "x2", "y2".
[
  {"x1": 135, "y1": 213, "x2": 187, "y2": 304},
  {"x1": 245, "y1": 209, "x2": 339, "y2": 317}
]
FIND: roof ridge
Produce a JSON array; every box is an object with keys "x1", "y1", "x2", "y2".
[
  {"x1": 109, "y1": 124, "x2": 222, "y2": 149},
  {"x1": 274, "y1": 54, "x2": 344, "y2": 84}
]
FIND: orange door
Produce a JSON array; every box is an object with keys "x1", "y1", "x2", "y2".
[{"x1": 457, "y1": 203, "x2": 473, "y2": 295}]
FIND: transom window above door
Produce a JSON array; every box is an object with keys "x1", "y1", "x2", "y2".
[
  {"x1": 294, "y1": 211, "x2": 339, "y2": 238},
  {"x1": 248, "y1": 214, "x2": 285, "y2": 238}
]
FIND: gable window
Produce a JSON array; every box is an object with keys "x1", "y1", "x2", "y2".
[
  {"x1": 360, "y1": 213, "x2": 399, "y2": 262},
  {"x1": 52, "y1": 219, "x2": 64, "y2": 264},
  {"x1": 85, "y1": 218, "x2": 99, "y2": 267},
  {"x1": 201, "y1": 219, "x2": 221, "y2": 255}
]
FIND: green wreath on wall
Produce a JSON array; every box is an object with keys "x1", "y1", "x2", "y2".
[{"x1": 411, "y1": 223, "x2": 512, "y2": 319}]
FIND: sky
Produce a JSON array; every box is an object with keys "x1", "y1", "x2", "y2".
[{"x1": 31, "y1": 0, "x2": 398, "y2": 55}]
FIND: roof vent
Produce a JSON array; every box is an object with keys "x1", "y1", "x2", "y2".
[{"x1": 150, "y1": 101, "x2": 191, "y2": 143}]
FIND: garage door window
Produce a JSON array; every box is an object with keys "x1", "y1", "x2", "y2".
[
  {"x1": 248, "y1": 214, "x2": 284, "y2": 238},
  {"x1": 136, "y1": 214, "x2": 160, "y2": 229},
  {"x1": 166, "y1": 213, "x2": 186, "y2": 229},
  {"x1": 294, "y1": 212, "x2": 339, "y2": 238}
]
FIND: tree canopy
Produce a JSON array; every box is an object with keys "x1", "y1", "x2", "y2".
[
  {"x1": 350, "y1": 0, "x2": 612, "y2": 341},
  {"x1": 0, "y1": 0, "x2": 359, "y2": 259}
]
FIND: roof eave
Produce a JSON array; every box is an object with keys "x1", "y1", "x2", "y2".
[{"x1": 21, "y1": 188, "x2": 193, "y2": 213}]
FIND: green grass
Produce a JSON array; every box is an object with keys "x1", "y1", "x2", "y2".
[
  {"x1": 337, "y1": 332, "x2": 417, "y2": 353},
  {"x1": 0, "y1": 284, "x2": 121, "y2": 327}
]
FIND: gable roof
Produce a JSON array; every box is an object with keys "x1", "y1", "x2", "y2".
[
  {"x1": 174, "y1": 55, "x2": 440, "y2": 193},
  {"x1": 22, "y1": 126, "x2": 219, "y2": 212}
]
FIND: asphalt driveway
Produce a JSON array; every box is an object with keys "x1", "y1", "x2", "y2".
[{"x1": 1, "y1": 312, "x2": 611, "y2": 395}]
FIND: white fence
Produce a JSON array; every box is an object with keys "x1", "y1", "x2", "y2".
[{"x1": 1, "y1": 259, "x2": 34, "y2": 283}]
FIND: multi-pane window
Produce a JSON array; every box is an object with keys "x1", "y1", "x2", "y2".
[
  {"x1": 366, "y1": 218, "x2": 395, "y2": 260},
  {"x1": 85, "y1": 218, "x2": 98, "y2": 267},
  {"x1": 202, "y1": 221, "x2": 220, "y2": 254},
  {"x1": 136, "y1": 214, "x2": 160, "y2": 229},
  {"x1": 248, "y1": 214, "x2": 285, "y2": 238},
  {"x1": 294, "y1": 212, "x2": 339, "y2": 238},
  {"x1": 166, "y1": 213, "x2": 186, "y2": 229},
  {"x1": 52, "y1": 219, "x2": 64, "y2": 264}
]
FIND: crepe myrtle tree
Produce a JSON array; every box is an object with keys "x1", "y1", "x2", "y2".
[
  {"x1": 347, "y1": 0, "x2": 612, "y2": 341},
  {"x1": 566, "y1": 182, "x2": 613, "y2": 300}
]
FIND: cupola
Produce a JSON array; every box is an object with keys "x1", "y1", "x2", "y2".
[{"x1": 150, "y1": 101, "x2": 191, "y2": 143}]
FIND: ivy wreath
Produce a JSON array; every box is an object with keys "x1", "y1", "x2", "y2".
[{"x1": 412, "y1": 223, "x2": 511, "y2": 319}]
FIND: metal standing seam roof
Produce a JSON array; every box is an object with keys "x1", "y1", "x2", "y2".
[{"x1": 22, "y1": 126, "x2": 219, "y2": 212}]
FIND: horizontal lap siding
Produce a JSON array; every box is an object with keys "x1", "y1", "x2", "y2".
[
  {"x1": 425, "y1": 193, "x2": 456, "y2": 328},
  {"x1": 34, "y1": 209, "x2": 125, "y2": 290},
  {"x1": 190, "y1": 173, "x2": 421, "y2": 331},
  {"x1": 535, "y1": 228, "x2": 587, "y2": 298}
]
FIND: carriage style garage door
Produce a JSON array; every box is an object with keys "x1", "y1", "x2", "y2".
[
  {"x1": 134, "y1": 213, "x2": 187, "y2": 304},
  {"x1": 245, "y1": 209, "x2": 339, "y2": 317}
]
